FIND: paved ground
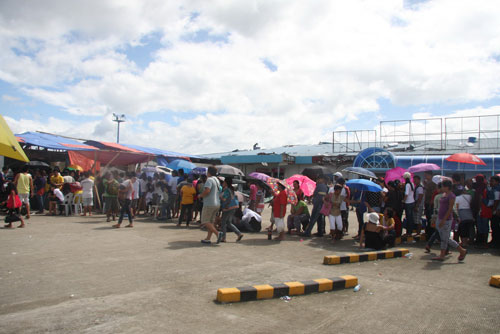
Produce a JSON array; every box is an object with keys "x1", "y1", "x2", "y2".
[{"x1": 0, "y1": 208, "x2": 499, "y2": 334}]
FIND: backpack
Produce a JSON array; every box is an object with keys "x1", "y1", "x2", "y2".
[{"x1": 107, "y1": 181, "x2": 119, "y2": 196}]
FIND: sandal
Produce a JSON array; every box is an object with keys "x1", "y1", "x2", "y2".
[
  {"x1": 424, "y1": 246, "x2": 431, "y2": 253},
  {"x1": 125, "y1": 224, "x2": 133, "y2": 228},
  {"x1": 237, "y1": 234, "x2": 244, "y2": 242},
  {"x1": 201, "y1": 239, "x2": 211, "y2": 244},
  {"x1": 112, "y1": 224, "x2": 121, "y2": 228},
  {"x1": 458, "y1": 249, "x2": 468, "y2": 262}
]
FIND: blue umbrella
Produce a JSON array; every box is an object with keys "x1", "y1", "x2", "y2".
[
  {"x1": 190, "y1": 167, "x2": 207, "y2": 175},
  {"x1": 167, "y1": 159, "x2": 196, "y2": 173},
  {"x1": 346, "y1": 179, "x2": 382, "y2": 192},
  {"x1": 342, "y1": 167, "x2": 376, "y2": 179}
]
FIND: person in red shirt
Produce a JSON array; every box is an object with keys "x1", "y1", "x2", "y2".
[
  {"x1": 272, "y1": 182, "x2": 288, "y2": 241},
  {"x1": 292, "y1": 180, "x2": 304, "y2": 201}
]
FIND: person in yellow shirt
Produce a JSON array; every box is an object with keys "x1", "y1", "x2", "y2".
[
  {"x1": 50, "y1": 169, "x2": 64, "y2": 189},
  {"x1": 14, "y1": 166, "x2": 34, "y2": 219},
  {"x1": 177, "y1": 178, "x2": 196, "y2": 227},
  {"x1": 379, "y1": 207, "x2": 396, "y2": 248}
]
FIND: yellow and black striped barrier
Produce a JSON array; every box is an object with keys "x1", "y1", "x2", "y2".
[
  {"x1": 323, "y1": 248, "x2": 409, "y2": 265},
  {"x1": 216, "y1": 275, "x2": 358, "y2": 303},
  {"x1": 395, "y1": 234, "x2": 426, "y2": 245},
  {"x1": 489, "y1": 275, "x2": 500, "y2": 288}
]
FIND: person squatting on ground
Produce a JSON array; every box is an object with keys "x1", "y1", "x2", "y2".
[{"x1": 2, "y1": 182, "x2": 25, "y2": 228}]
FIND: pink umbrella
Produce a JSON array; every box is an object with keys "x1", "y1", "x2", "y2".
[
  {"x1": 286, "y1": 174, "x2": 316, "y2": 197},
  {"x1": 248, "y1": 172, "x2": 270, "y2": 181},
  {"x1": 385, "y1": 167, "x2": 413, "y2": 183},
  {"x1": 408, "y1": 163, "x2": 440, "y2": 173}
]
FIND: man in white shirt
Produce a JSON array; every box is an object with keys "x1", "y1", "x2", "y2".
[
  {"x1": 80, "y1": 172, "x2": 94, "y2": 216},
  {"x1": 168, "y1": 171, "x2": 179, "y2": 219}
]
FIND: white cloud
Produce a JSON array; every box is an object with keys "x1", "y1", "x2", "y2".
[{"x1": 1, "y1": 0, "x2": 500, "y2": 153}]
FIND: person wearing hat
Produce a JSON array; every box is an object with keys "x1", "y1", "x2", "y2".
[
  {"x1": 333, "y1": 172, "x2": 343, "y2": 184},
  {"x1": 402, "y1": 171, "x2": 416, "y2": 237},
  {"x1": 359, "y1": 212, "x2": 385, "y2": 250},
  {"x1": 301, "y1": 175, "x2": 328, "y2": 237}
]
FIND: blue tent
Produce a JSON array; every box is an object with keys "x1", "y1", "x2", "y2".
[{"x1": 15, "y1": 132, "x2": 96, "y2": 151}]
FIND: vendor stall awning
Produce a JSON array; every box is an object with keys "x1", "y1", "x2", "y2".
[
  {"x1": 15, "y1": 132, "x2": 97, "y2": 151},
  {"x1": 0, "y1": 115, "x2": 29, "y2": 162}
]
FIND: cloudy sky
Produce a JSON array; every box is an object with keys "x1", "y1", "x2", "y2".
[{"x1": 1, "y1": 0, "x2": 500, "y2": 154}]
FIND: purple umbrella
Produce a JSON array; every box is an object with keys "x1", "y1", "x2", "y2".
[
  {"x1": 248, "y1": 172, "x2": 270, "y2": 181},
  {"x1": 408, "y1": 163, "x2": 440, "y2": 173}
]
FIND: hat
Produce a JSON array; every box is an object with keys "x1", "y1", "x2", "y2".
[
  {"x1": 277, "y1": 180, "x2": 288, "y2": 189},
  {"x1": 403, "y1": 172, "x2": 411, "y2": 179},
  {"x1": 367, "y1": 212, "x2": 380, "y2": 225},
  {"x1": 334, "y1": 172, "x2": 343, "y2": 178}
]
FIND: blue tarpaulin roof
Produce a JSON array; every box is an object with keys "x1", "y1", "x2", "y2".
[
  {"x1": 15, "y1": 132, "x2": 97, "y2": 151},
  {"x1": 121, "y1": 143, "x2": 200, "y2": 159}
]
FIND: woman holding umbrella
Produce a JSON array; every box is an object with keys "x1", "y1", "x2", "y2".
[{"x1": 402, "y1": 172, "x2": 416, "y2": 237}]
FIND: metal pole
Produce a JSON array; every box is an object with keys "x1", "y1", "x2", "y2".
[{"x1": 117, "y1": 122, "x2": 120, "y2": 143}]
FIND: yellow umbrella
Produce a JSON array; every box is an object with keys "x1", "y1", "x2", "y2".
[
  {"x1": 0, "y1": 115, "x2": 29, "y2": 162},
  {"x1": 67, "y1": 164, "x2": 83, "y2": 171}
]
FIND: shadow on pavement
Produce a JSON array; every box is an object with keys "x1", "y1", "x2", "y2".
[{"x1": 165, "y1": 240, "x2": 215, "y2": 249}]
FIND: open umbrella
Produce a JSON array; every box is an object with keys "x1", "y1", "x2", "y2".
[
  {"x1": 248, "y1": 172, "x2": 270, "y2": 181},
  {"x1": 432, "y1": 175, "x2": 452, "y2": 184},
  {"x1": 266, "y1": 177, "x2": 298, "y2": 205},
  {"x1": 167, "y1": 159, "x2": 196, "y2": 173},
  {"x1": 285, "y1": 174, "x2": 316, "y2": 197},
  {"x1": 67, "y1": 164, "x2": 83, "y2": 171},
  {"x1": 342, "y1": 167, "x2": 376, "y2": 179},
  {"x1": 0, "y1": 115, "x2": 29, "y2": 162},
  {"x1": 346, "y1": 179, "x2": 382, "y2": 192},
  {"x1": 216, "y1": 165, "x2": 244, "y2": 176},
  {"x1": 385, "y1": 167, "x2": 413, "y2": 183},
  {"x1": 301, "y1": 166, "x2": 332, "y2": 181},
  {"x1": 408, "y1": 163, "x2": 440, "y2": 173},
  {"x1": 190, "y1": 167, "x2": 207, "y2": 175},
  {"x1": 446, "y1": 153, "x2": 486, "y2": 166}
]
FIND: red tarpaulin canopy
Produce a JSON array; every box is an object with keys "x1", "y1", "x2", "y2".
[{"x1": 68, "y1": 150, "x2": 154, "y2": 171}]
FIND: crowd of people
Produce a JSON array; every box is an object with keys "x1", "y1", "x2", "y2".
[{"x1": 1, "y1": 164, "x2": 499, "y2": 261}]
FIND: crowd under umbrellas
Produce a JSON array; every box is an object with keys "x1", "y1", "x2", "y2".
[{"x1": 1, "y1": 151, "x2": 499, "y2": 263}]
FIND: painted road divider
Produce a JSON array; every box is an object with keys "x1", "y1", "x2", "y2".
[
  {"x1": 489, "y1": 275, "x2": 500, "y2": 288},
  {"x1": 216, "y1": 275, "x2": 358, "y2": 303},
  {"x1": 323, "y1": 248, "x2": 409, "y2": 265}
]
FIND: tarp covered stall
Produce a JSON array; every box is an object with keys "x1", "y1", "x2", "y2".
[
  {"x1": 15, "y1": 132, "x2": 98, "y2": 151},
  {"x1": 68, "y1": 150, "x2": 155, "y2": 171}
]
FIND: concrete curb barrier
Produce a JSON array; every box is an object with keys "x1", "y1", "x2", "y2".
[
  {"x1": 216, "y1": 275, "x2": 358, "y2": 303},
  {"x1": 489, "y1": 275, "x2": 500, "y2": 288},
  {"x1": 395, "y1": 234, "x2": 426, "y2": 245},
  {"x1": 323, "y1": 248, "x2": 409, "y2": 265}
]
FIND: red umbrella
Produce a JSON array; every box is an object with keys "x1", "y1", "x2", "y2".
[{"x1": 445, "y1": 153, "x2": 486, "y2": 166}]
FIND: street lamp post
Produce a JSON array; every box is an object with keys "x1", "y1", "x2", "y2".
[{"x1": 112, "y1": 113, "x2": 126, "y2": 143}]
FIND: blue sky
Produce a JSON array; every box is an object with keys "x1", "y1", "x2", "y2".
[{"x1": 1, "y1": 0, "x2": 500, "y2": 154}]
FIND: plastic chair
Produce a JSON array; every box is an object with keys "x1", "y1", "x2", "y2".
[
  {"x1": 73, "y1": 193, "x2": 83, "y2": 215},
  {"x1": 62, "y1": 193, "x2": 74, "y2": 216}
]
